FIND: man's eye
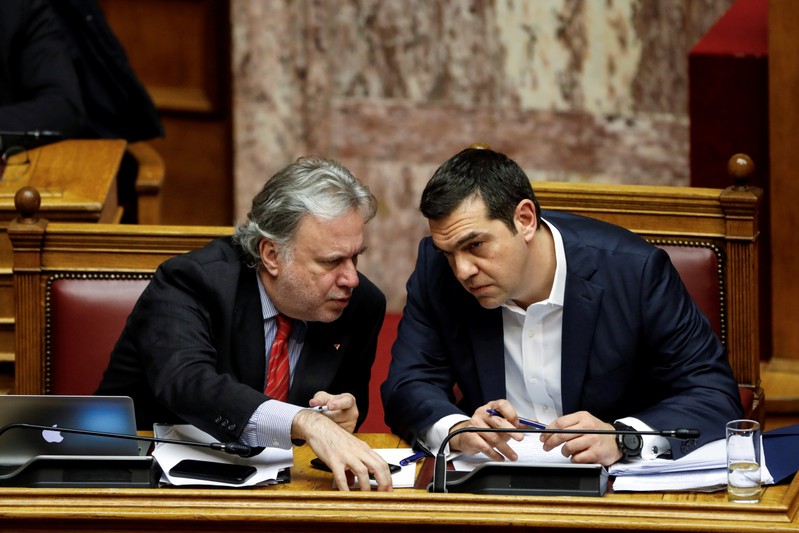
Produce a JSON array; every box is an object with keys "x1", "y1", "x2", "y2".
[{"x1": 469, "y1": 241, "x2": 483, "y2": 250}]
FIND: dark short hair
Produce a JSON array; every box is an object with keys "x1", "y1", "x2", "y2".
[{"x1": 420, "y1": 148, "x2": 541, "y2": 233}]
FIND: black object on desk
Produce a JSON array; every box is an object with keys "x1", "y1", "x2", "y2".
[{"x1": 434, "y1": 462, "x2": 609, "y2": 496}]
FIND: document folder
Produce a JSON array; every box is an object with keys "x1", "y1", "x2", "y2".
[{"x1": 429, "y1": 462, "x2": 609, "y2": 496}]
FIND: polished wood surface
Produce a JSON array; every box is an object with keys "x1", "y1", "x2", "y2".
[
  {"x1": 0, "y1": 139, "x2": 123, "y2": 221},
  {"x1": 0, "y1": 434, "x2": 797, "y2": 532},
  {"x1": 0, "y1": 139, "x2": 124, "y2": 371},
  {"x1": 98, "y1": 0, "x2": 233, "y2": 226},
  {"x1": 769, "y1": 0, "x2": 799, "y2": 365}
]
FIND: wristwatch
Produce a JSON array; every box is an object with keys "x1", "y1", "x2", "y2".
[{"x1": 612, "y1": 421, "x2": 643, "y2": 460}]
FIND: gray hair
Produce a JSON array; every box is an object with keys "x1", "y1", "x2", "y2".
[{"x1": 233, "y1": 156, "x2": 377, "y2": 266}]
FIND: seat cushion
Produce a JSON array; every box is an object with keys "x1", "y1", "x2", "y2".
[
  {"x1": 47, "y1": 277, "x2": 150, "y2": 395},
  {"x1": 656, "y1": 244, "x2": 722, "y2": 338}
]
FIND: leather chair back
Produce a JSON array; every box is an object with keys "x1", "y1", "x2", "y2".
[{"x1": 46, "y1": 276, "x2": 151, "y2": 395}]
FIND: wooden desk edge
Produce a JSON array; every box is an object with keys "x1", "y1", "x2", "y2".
[{"x1": 0, "y1": 433, "x2": 796, "y2": 531}]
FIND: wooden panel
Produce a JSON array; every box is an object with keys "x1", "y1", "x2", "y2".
[
  {"x1": 98, "y1": 0, "x2": 233, "y2": 226},
  {"x1": 0, "y1": 140, "x2": 123, "y2": 379},
  {"x1": 769, "y1": 0, "x2": 799, "y2": 362},
  {"x1": 98, "y1": 0, "x2": 223, "y2": 114},
  {"x1": 150, "y1": 116, "x2": 232, "y2": 225}
]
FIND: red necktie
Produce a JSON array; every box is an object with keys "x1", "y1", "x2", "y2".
[{"x1": 264, "y1": 314, "x2": 293, "y2": 401}]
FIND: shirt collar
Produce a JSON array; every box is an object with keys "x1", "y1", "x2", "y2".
[
  {"x1": 255, "y1": 270, "x2": 307, "y2": 335},
  {"x1": 502, "y1": 217, "x2": 567, "y2": 312}
]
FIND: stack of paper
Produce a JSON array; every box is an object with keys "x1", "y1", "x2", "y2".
[
  {"x1": 153, "y1": 424, "x2": 293, "y2": 487},
  {"x1": 610, "y1": 438, "x2": 774, "y2": 492},
  {"x1": 448, "y1": 434, "x2": 776, "y2": 493}
]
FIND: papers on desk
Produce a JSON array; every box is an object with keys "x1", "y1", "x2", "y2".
[
  {"x1": 448, "y1": 434, "x2": 778, "y2": 493},
  {"x1": 451, "y1": 434, "x2": 571, "y2": 472},
  {"x1": 348, "y1": 448, "x2": 419, "y2": 489},
  {"x1": 153, "y1": 424, "x2": 293, "y2": 487},
  {"x1": 610, "y1": 438, "x2": 774, "y2": 492}
]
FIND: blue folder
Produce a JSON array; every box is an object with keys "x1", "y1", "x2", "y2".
[{"x1": 764, "y1": 424, "x2": 799, "y2": 484}]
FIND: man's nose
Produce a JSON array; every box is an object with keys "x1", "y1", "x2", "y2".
[
  {"x1": 338, "y1": 259, "x2": 360, "y2": 287},
  {"x1": 452, "y1": 254, "x2": 477, "y2": 281}
]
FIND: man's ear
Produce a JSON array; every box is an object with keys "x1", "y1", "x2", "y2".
[
  {"x1": 259, "y1": 238, "x2": 280, "y2": 276},
  {"x1": 515, "y1": 200, "x2": 538, "y2": 242}
]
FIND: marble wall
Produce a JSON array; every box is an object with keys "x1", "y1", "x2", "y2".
[{"x1": 231, "y1": 0, "x2": 734, "y2": 312}]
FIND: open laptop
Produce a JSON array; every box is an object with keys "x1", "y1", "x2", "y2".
[{"x1": 0, "y1": 395, "x2": 153, "y2": 487}]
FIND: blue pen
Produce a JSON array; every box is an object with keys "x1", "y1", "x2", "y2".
[
  {"x1": 398, "y1": 451, "x2": 427, "y2": 467},
  {"x1": 485, "y1": 408, "x2": 547, "y2": 429}
]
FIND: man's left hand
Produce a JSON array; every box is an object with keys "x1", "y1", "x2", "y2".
[
  {"x1": 309, "y1": 391, "x2": 359, "y2": 433},
  {"x1": 540, "y1": 411, "x2": 623, "y2": 466}
]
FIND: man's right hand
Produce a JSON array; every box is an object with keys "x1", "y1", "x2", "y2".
[
  {"x1": 448, "y1": 399, "x2": 525, "y2": 461},
  {"x1": 291, "y1": 409, "x2": 393, "y2": 492}
]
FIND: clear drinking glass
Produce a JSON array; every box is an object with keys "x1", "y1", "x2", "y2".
[{"x1": 726, "y1": 419, "x2": 762, "y2": 503}]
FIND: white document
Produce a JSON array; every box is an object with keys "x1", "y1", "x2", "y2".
[
  {"x1": 348, "y1": 448, "x2": 419, "y2": 489},
  {"x1": 451, "y1": 434, "x2": 571, "y2": 472},
  {"x1": 153, "y1": 424, "x2": 293, "y2": 487},
  {"x1": 610, "y1": 438, "x2": 774, "y2": 492},
  {"x1": 612, "y1": 468, "x2": 729, "y2": 492}
]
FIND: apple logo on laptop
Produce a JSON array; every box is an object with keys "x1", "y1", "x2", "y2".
[{"x1": 41, "y1": 424, "x2": 64, "y2": 444}]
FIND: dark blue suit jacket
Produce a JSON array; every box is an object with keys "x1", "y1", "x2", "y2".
[{"x1": 381, "y1": 211, "x2": 742, "y2": 458}]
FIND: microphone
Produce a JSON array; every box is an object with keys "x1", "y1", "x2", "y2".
[
  {"x1": 431, "y1": 425, "x2": 701, "y2": 493},
  {"x1": 0, "y1": 130, "x2": 63, "y2": 151},
  {"x1": 0, "y1": 423, "x2": 255, "y2": 457}
]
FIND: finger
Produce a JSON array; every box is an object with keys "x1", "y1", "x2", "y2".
[
  {"x1": 467, "y1": 434, "x2": 508, "y2": 462},
  {"x1": 370, "y1": 463, "x2": 394, "y2": 492},
  {"x1": 332, "y1": 469, "x2": 351, "y2": 492},
  {"x1": 493, "y1": 438, "x2": 519, "y2": 461}
]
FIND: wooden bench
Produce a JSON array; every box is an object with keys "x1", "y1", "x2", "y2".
[{"x1": 8, "y1": 154, "x2": 764, "y2": 430}]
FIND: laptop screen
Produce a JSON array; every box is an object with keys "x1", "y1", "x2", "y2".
[{"x1": 0, "y1": 395, "x2": 141, "y2": 467}]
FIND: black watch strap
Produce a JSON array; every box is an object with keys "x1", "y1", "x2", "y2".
[{"x1": 612, "y1": 421, "x2": 643, "y2": 460}]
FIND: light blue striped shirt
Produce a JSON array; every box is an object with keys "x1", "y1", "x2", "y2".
[{"x1": 240, "y1": 271, "x2": 309, "y2": 449}]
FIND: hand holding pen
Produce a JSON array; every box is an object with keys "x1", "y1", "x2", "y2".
[
  {"x1": 485, "y1": 408, "x2": 547, "y2": 430},
  {"x1": 309, "y1": 391, "x2": 359, "y2": 433}
]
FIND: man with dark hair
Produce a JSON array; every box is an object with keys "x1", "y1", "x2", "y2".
[
  {"x1": 98, "y1": 156, "x2": 392, "y2": 490},
  {"x1": 382, "y1": 147, "x2": 742, "y2": 466}
]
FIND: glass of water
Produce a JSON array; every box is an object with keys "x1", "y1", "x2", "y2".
[{"x1": 726, "y1": 419, "x2": 762, "y2": 503}]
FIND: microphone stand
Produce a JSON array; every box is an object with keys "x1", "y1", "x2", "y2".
[{"x1": 432, "y1": 426, "x2": 700, "y2": 494}]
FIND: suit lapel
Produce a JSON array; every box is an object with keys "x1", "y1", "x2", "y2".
[
  {"x1": 559, "y1": 239, "x2": 603, "y2": 415},
  {"x1": 287, "y1": 324, "x2": 346, "y2": 405},
  {"x1": 233, "y1": 272, "x2": 268, "y2": 391},
  {"x1": 467, "y1": 308, "x2": 506, "y2": 401}
]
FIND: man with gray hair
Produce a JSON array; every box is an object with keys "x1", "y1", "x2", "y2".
[{"x1": 97, "y1": 156, "x2": 392, "y2": 490}]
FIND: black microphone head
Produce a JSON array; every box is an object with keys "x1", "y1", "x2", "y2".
[
  {"x1": 673, "y1": 428, "x2": 701, "y2": 439},
  {"x1": 221, "y1": 442, "x2": 260, "y2": 457}
]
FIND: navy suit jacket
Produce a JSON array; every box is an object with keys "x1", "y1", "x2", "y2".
[
  {"x1": 381, "y1": 211, "x2": 742, "y2": 458},
  {"x1": 97, "y1": 237, "x2": 386, "y2": 443}
]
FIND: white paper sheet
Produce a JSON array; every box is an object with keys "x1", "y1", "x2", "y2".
[
  {"x1": 339, "y1": 448, "x2": 418, "y2": 489},
  {"x1": 153, "y1": 424, "x2": 293, "y2": 487},
  {"x1": 451, "y1": 434, "x2": 571, "y2": 472}
]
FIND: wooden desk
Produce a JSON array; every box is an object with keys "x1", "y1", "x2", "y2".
[
  {"x1": 0, "y1": 434, "x2": 797, "y2": 532},
  {"x1": 0, "y1": 139, "x2": 123, "y2": 371}
]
